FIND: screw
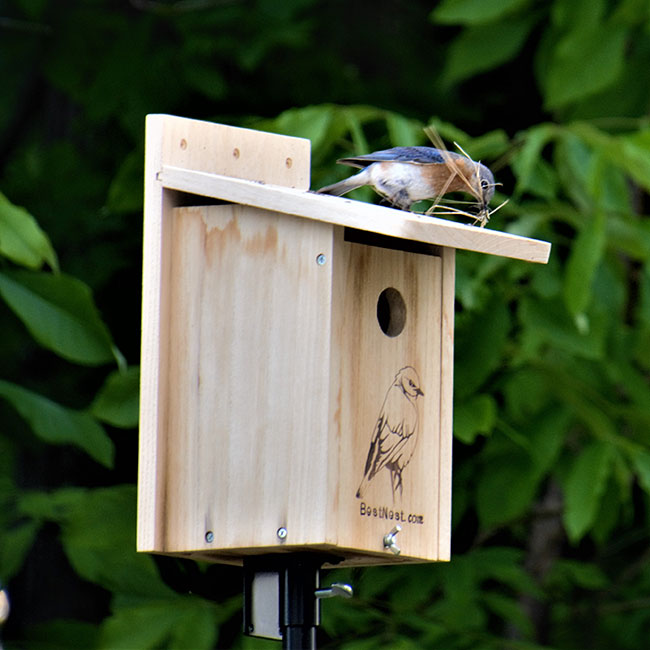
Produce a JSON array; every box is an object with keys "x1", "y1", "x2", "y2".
[
  {"x1": 277, "y1": 527, "x2": 288, "y2": 540},
  {"x1": 205, "y1": 531, "x2": 214, "y2": 543},
  {"x1": 316, "y1": 253, "x2": 327, "y2": 266}
]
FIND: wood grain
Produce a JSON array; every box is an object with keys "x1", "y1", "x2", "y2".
[
  {"x1": 160, "y1": 204, "x2": 333, "y2": 552},
  {"x1": 330, "y1": 232, "x2": 446, "y2": 560},
  {"x1": 138, "y1": 116, "x2": 312, "y2": 553},
  {"x1": 139, "y1": 115, "x2": 551, "y2": 566},
  {"x1": 158, "y1": 165, "x2": 551, "y2": 264}
]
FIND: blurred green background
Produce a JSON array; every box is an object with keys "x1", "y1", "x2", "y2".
[{"x1": 2, "y1": 0, "x2": 650, "y2": 648}]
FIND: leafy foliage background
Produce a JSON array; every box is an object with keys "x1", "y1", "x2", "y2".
[{"x1": 2, "y1": 0, "x2": 650, "y2": 648}]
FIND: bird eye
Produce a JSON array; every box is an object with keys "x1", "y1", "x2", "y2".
[{"x1": 480, "y1": 179, "x2": 489, "y2": 190}]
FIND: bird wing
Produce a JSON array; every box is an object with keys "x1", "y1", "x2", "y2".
[
  {"x1": 338, "y1": 146, "x2": 449, "y2": 169},
  {"x1": 361, "y1": 388, "x2": 418, "y2": 481}
]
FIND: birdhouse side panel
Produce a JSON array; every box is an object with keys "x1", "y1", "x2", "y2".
[
  {"x1": 330, "y1": 233, "x2": 447, "y2": 562},
  {"x1": 153, "y1": 204, "x2": 334, "y2": 553}
]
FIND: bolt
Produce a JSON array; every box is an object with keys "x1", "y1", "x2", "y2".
[
  {"x1": 205, "y1": 531, "x2": 214, "y2": 543},
  {"x1": 383, "y1": 525, "x2": 402, "y2": 555},
  {"x1": 316, "y1": 253, "x2": 327, "y2": 266},
  {"x1": 277, "y1": 527, "x2": 288, "y2": 540}
]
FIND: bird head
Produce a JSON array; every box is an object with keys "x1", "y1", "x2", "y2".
[
  {"x1": 397, "y1": 366, "x2": 424, "y2": 399},
  {"x1": 470, "y1": 162, "x2": 496, "y2": 207}
]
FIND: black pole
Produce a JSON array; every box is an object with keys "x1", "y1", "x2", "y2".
[{"x1": 280, "y1": 554, "x2": 321, "y2": 650}]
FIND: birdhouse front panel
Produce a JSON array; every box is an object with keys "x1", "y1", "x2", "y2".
[{"x1": 329, "y1": 233, "x2": 454, "y2": 563}]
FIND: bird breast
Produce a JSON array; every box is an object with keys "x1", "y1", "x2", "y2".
[{"x1": 368, "y1": 160, "x2": 478, "y2": 203}]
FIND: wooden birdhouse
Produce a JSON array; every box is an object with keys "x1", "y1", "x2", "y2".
[{"x1": 137, "y1": 115, "x2": 550, "y2": 568}]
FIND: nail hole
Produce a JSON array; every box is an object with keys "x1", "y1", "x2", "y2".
[
  {"x1": 377, "y1": 288, "x2": 406, "y2": 337},
  {"x1": 233, "y1": 147, "x2": 240, "y2": 159},
  {"x1": 285, "y1": 157, "x2": 292, "y2": 168},
  {"x1": 180, "y1": 139, "x2": 187, "y2": 150}
]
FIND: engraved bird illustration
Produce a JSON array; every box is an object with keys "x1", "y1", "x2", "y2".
[{"x1": 356, "y1": 366, "x2": 424, "y2": 501}]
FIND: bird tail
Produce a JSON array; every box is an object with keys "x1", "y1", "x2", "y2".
[
  {"x1": 356, "y1": 475, "x2": 369, "y2": 499},
  {"x1": 317, "y1": 175, "x2": 366, "y2": 197}
]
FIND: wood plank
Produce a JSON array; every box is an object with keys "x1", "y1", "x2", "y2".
[
  {"x1": 437, "y1": 247, "x2": 455, "y2": 561},
  {"x1": 138, "y1": 115, "x2": 178, "y2": 552},
  {"x1": 331, "y1": 235, "x2": 445, "y2": 560},
  {"x1": 138, "y1": 116, "x2": 312, "y2": 554},
  {"x1": 160, "y1": 205, "x2": 334, "y2": 553},
  {"x1": 158, "y1": 165, "x2": 551, "y2": 264},
  {"x1": 151, "y1": 113, "x2": 311, "y2": 188}
]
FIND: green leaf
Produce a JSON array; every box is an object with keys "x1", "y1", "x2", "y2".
[
  {"x1": 481, "y1": 592, "x2": 533, "y2": 637},
  {"x1": 106, "y1": 150, "x2": 144, "y2": 214},
  {"x1": 554, "y1": 131, "x2": 593, "y2": 210},
  {"x1": 619, "y1": 129, "x2": 650, "y2": 194},
  {"x1": 98, "y1": 601, "x2": 199, "y2": 650},
  {"x1": 563, "y1": 440, "x2": 613, "y2": 542},
  {"x1": 512, "y1": 124, "x2": 558, "y2": 197},
  {"x1": 432, "y1": 0, "x2": 532, "y2": 25},
  {"x1": 91, "y1": 366, "x2": 140, "y2": 428},
  {"x1": 0, "y1": 519, "x2": 40, "y2": 581},
  {"x1": 545, "y1": 559, "x2": 609, "y2": 590},
  {"x1": 527, "y1": 408, "x2": 571, "y2": 474},
  {"x1": 441, "y1": 15, "x2": 538, "y2": 84},
  {"x1": 512, "y1": 157, "x2": 559, "y2": 200},
  {"x1": 518, "y1": 296, "x2": 607, "y2": 361},
  {"x1": 476, "y1": 446, "x2": 539, "y2": 528},
  {"x1": 258, "y1": 104, "x2": 336, "y2": 150},
  {"x1": 0, "y1": 270, "x2": 118, "y2": 366},
  {"x1": 385, "y1": 112, "x2": 425, "y2": 147},
  {"x1": 0, "y1": 380, "x2": 114, "y2": 467},
  {"x1": 98, "y1": 595, "x2": 230, "y2": 650},
  {"x1": 563, "y1": 210, "x2": 606, "y2": 320},
  {"x1": 630, "y1": 450, "x2": 650, "y2": 495},
  {"x1": 544, "y1": 24, "x2": 627, "y2": 109},
  {"x1": 0, "y1": 192, "x2": 58, "y2": 270},
  {"x1": 454, "y1": 298, "x2": 511, "y2": 399},
  {"x1": 454, "y1": 394, "x2": 497, "y2": 444},
  {"x1": 24, "y1": 619, "x2": 100, "y2": 650},
  {"x1": 466, "y1": 129, "x2": 510, "y2": 160},
  {"x1": 41, "y1": 486, "x2": 174, "y2": 598}
]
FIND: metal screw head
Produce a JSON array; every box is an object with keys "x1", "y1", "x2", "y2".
[
  {"x1": 205, "y1": 531, "x2": 214, "y2": 543},
  {"x1": 316, "y1": 253, "x2": 327, "y2": 266},
  {"x1": 277, "y1": 527, "x2": 288, "y2": 540}
]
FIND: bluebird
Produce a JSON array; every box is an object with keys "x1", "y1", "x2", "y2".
[
  {"x1": 356, "y1": 366, "x2": 424, "y2": 501},
  {"x1": 317, "y1": 146, "x2": 496, "y2": 225}
]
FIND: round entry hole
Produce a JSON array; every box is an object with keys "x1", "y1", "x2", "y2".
[{"x1": 377, "y1": 288, "x2": 406, "y2": 337}]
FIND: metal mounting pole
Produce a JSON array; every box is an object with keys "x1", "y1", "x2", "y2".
[
  {"x1": 243, "y1": 553, "x2": 352, "y2": 649},
  {"x1": 280, "y1": 555, "x2": 321, "y2": 650}
]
